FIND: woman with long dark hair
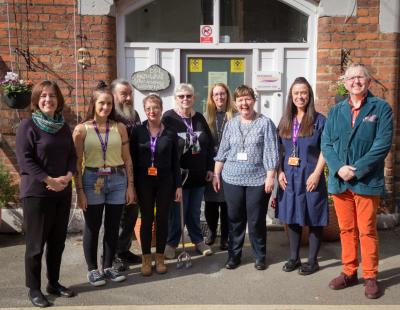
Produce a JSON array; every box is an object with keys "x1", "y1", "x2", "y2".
[
  {"x1": 73, "y1": 82, "x2": 135, "y2": 286},
  {"x1": 204, "y1": 83, "x2": 236, "y2": 250},
  {"x1": 276, "y1": 77, "x2": 328, "y2": 275},
  {"x1": 16, "y1": 80, "x2": 77, "y2": 307}
]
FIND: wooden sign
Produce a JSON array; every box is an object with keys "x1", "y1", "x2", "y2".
[{"x1": 131, "y1": 64, "x2": 171, "y2": 92}]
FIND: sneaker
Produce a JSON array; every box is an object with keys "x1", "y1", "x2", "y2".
[
  {"x1": 364, "y1": 278, "x2": 381, "y2": 299},
  {"x1": 87, "y1": 270, "x2": 106, "y2": 287},
  {"x1": 195, "y1": 241, "x2": 213, "y2": 256},
  {"x1": 328, "y1": 272, "x2": 359, "y2": 290},
  {"x1": 103, "y1": 267, "x2": 126, "y2": 282},
  {"x1": 164, "y1": 244, "x2": 176, "y2": 259}
]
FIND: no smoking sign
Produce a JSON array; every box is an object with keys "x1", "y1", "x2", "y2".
[{"x1": 200, "y1": 25, "x2": 214, "y2": 43}]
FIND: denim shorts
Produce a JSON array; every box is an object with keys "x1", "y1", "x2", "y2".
[{"x1": 83, "y1": 168, "x2": 127, "y2": 205}]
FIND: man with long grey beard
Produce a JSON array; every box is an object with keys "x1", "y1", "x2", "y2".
[{"x1": 111, "y1": 79, "x2": 142, "y2": 268}]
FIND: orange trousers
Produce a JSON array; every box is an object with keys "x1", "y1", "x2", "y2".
[{"x1": 333, "y1": 190, "x2": 380, "y2": 279}]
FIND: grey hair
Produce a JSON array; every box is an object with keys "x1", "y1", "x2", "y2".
[
  {"x1": 343, "y1": 63, "x2": 372, "y2": 81},
  {"x1": 110, "y1": 79, "x2": 132, "y2": 94},
  {"x1": 174, "y1": 83, "x2": 195, "y2": 95}
]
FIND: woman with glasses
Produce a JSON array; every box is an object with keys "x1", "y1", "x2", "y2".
[
  {"x1": 131, "y1": 94, "x2": 182, "y2": 276},
  {"x1": 276, "y1": 77, "x2": 328, "y2": 276},
  {"x1": 73, "y1": 82, "x2": 135, "y2": 287},
  {"x1": 162, "y1": 83, "x2": 215, "y2": 259},
  {"x1": 213, "y1": 85, "x2": 279, "y2": 270},
  {"x1": 16, "y1": 81, "x2": 77, "y2": 307},
  {"x1": 204, "y1": 83, "x2": 236, "y2": 250}
]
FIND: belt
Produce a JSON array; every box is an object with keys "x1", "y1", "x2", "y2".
[{"x1": 85, "y1": 166, "x2": 125, "y2": 173}]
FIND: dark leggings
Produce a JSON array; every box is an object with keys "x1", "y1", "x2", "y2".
[
  {"x1": 287, "y1": 224, "x2": 323, "y2": 264},
  {"x1": 136, "y1": 175, "x2": 174, "y2": 254},
  {"x1": 83, "y1": 204, "x2": 123, "y2": 271},
  {"x1": 204, "y1": 201, "x2": 228, "y2": 240}
]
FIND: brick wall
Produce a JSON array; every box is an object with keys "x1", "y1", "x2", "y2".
[
  {"x1": 315, "y1": 0, "x2": 399, "y2": 211},
  {"x1": 0, "y1": 0, "x2": 117, "y2": 180}
]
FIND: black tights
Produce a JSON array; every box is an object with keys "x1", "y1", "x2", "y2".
[
  {"x1": 288, "y1": 224, "x2": 323, "y2": 264},
  {"x1": 204, "y1": 201, "x2": 228, "y2": 240},
  {"x1": 83, "y1": 204, "x2": 123, "y2": 271}
]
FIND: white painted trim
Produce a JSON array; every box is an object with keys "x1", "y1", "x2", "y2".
[{"x1": 124, "y1": 43, "x2": 312, "y2": 49}]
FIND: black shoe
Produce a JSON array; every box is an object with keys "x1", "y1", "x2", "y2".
[
  {"x1": 117, "y1": 251, "x2": 141, "y2": 264},
  {"x1": 282, "y1": 259, "x2": 301, "y2": 272},
  {"x1": 205, "y1": 233, "x2": 216, "y2": 246},
  {"x1": 219, "y1": 239, "x2": 228, "y2": 251},
  {"x1": 298, "y1": 262, "x2": 320, "y2": 275},
  {"x1": 28, "y1": 290, "x2": 50, "y2": 308},
  {"x1": 254, "y1": 259, "x2": 267, "y2": 270},
  {"x1": 46, "y1": 282, "x2": 75, "y2": 298},
  {"x1": 225, "y1": 257, "x2": 241, "y2": 269}
]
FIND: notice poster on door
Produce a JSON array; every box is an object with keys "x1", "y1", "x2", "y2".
[
  {"x1": 208, "y1": 72, "x2": 228, "y2": 90},
  {"x1": 255, "y1": 71, "x2": 282, "y2": 91},
  {"x1": 189, "y1": 59, "x2": 203, "y2": 72}
]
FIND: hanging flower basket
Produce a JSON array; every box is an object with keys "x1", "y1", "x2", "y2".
[
  {"x1": 3, "y1": 92, "x2": 31, "y2": 109},
  {"x1": 1, "y1": 72, "x2": 33, "y2": 109}
]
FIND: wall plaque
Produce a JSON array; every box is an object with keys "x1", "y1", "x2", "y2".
[{"x1": 131, "y1": 64, "x2": 171, "y2": 92}]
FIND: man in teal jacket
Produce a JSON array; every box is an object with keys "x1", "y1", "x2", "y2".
[{"x1": 321, "y1": 63, "x2": 393, "y2": 299}]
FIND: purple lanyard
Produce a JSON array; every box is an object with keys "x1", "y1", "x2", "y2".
[
  {"x1": 93, "y1": 120, "x2": 110, "y2": 167},
  {"x1": 292, "y1": 117, "x2": 301, "y2": 145},
  {"x1": 179, "y1": 113, "x2": 198, "y2": 143},
  {"x1": 148, "y1": 127, "x2": 161, "y2": 166}
]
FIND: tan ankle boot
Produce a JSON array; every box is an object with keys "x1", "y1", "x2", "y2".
[
  {"x1": 141, "y1": 254, "x2": 152, "y2": 276},
  {"x1": 155, "y1": 253, "x2": 167, "y2": 274}
]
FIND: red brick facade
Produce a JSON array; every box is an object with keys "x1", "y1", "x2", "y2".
[{"x1": 1, "y1": 0, "x2": 399, "y2": 210}]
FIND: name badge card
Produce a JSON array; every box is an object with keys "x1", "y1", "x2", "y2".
[
  {"x1": 288, "y1": 156, "x2": 300, "y2": 166},
  {"x1": 237, "y1": 152, "x2": 248, "y2": 161},
  {"x1": 97, "y1": 167, "x2": 112, "y2": 175},
  {"x1": 148, "y1": 166, "x2": 158, "y2": 176}
]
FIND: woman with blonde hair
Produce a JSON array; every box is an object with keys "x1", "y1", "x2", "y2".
[{"x1": 204, "y1": 83, "x2": 236, "y2": 250}]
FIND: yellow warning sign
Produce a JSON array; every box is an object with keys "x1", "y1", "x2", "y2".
[
  {"x1": 189, "y1": 59, "x2": 203, "y2": 72},
  {"x1": 230, "y1": 59, "x2": 244, "y2": 73}
]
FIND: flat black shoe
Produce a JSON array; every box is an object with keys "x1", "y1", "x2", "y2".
[
  {"x1": 225, "y1": 257, "x2": 241, "y2": 269},
  {"x1": 117, "y1": 251, "x2": 141, "y2": 264},
  {"x1": 205, "y1": 233, "x2": 216, "y2": 246},
  {"x1": 219, "y1": 239, "x2": 228, "y2": 251},
  {"x1": 46, "y1": 282, "x2": 75, "y2": 298},
  {"x1": 298, "y1": 262, "x2": 320, "y2": 275},
  {"x1": 254, "y1": 259, "x2": 267, "y2": 270},
  {"x1": 28, "y1": 290, "x2": 50, "y2": 308},
  {"x1": 282, "y1": 259, "x2": 301, "y2": 272}
]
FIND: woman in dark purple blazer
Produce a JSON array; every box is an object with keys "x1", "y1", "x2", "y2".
[{"x1": 16, "y1": 81, "x2": 77, "y2": 308}]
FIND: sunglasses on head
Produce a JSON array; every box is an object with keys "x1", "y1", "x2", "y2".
[{"x1": 177, "y1": 94, "x2": 193, "y2": 99}]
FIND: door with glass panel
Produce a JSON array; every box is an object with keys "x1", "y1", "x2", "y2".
[{"x1": 182, "y1": 52, "x2": 252, "y2": 114}]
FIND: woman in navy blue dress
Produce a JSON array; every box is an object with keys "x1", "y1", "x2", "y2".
[{"x1": 276, "y1": 77, "x2": 328, "y2": 275}]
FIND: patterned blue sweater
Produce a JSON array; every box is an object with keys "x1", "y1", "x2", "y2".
[{"x1": 215, "y1": 114, "x2": 279, "y2": 186}]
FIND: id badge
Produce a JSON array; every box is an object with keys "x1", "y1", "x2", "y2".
[
  {"x1": 97, "y1": 167, "x2": 111, "y2": 175},
  {"x1": 288, "y1": 156, "x2": 300, "y2": 166},
  {"x1": 148, "y1": 166, "x2": 158, "y2": 176},
  {"x1": 237, "y1": 152, "x2": 248, "y2": 161}
]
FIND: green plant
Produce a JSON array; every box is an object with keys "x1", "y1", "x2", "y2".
[
  {"x1": 335, "y1": 80, "x2": 348, "y2": 96},
  {"x1": 0, "y1": 72, "x2": 33, "y2": 97},
  {"x1": 0, "y1": 163, "x2": 17, "y2": 208}
]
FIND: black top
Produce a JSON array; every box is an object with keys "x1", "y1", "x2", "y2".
[
  {"x1": 161, "y1": 109, "x2": 214, "y2": 188},
  {"x1": 16, "y1": 118, "x2": 77, "y2": 198},
  {"x1": 130, "y1": 120, "x2": 182, "y2": 188},
  {"x1": 116, "y1": 110, "x2": 141, "y2": 137}
]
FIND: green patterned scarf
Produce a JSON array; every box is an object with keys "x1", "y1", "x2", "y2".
[{"x1": 32, "y1": 110, "x2": 65, "y2": 134}]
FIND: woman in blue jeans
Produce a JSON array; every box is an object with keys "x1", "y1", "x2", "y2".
[
  {"x1": 213, "y1": 85, "x2": 279, "y2": 270},
  {"x1": 162, "y1": 83, "x2": 215, "y2": 259},
  {"x1": 73, "y1": 82, "x2": 135, "y2": 286}
]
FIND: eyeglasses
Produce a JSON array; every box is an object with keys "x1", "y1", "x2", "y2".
[
  {"x1": 177, "y1": 94, "x2": 193, "y2": 100},
  {"x1": 346, "y1": 76, "x2": 367, "y2": 82},
  {"x1": 213, "y1": 92, "x2": 226, "y2": 97}
]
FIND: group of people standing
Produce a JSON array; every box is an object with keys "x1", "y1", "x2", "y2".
[{"x1": 15, "y1": 63, "x2": 392, "y2": 308}]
